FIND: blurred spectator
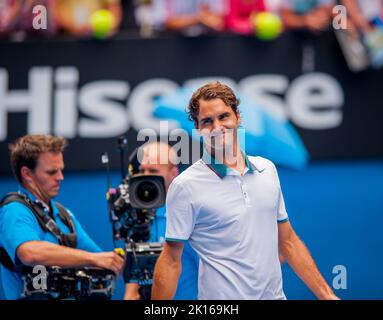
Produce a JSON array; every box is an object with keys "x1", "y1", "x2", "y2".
[
  {"x1": 137, "y1": 0, "x2": 227, "y2": 37},
  {"x1": 55, "y1": 0, "x2": 122, "y2": 38},
  {"x1": 341, "y1": 0, "x2": 383, "y2": 69},
  {"x1": 225, "y1": 0, "x2": 267, "y2": 35},
  {"x1": 341, "y1": 0, "x2": 383, "y2": 34},
  {"x1": 1, "y1": 0, "x2": 58, "y2": 40},
  {"x1": 20, "y1": 0, "x2": 58, "y2": 38},
  {"x1": 280, "y1": 0, "x2": 334, "y2": 34},
  {"x1": 265, "y1": 0, "x2": 282, "y2": 13},
  {"x1": 131, "y1": 0, "x2": 168, "y2": 37},
  {"x1": 0, "y1": 0, "x2": 22, "y2": 38},
  {"x1": 131, "y1": 0, "x2": 285, "y2": 37}
]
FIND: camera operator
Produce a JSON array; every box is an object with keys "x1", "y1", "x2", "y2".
[
  {"x1": 0, "y1": 134, "x2": 125, "y2": 300},
  {"x1": 123, "y1": 141, "x2": 198, "y2": 300}
]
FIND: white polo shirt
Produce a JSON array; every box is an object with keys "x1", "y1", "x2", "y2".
[{"x1": 165, "y1": 152, "x2": 289, "y2": 300}]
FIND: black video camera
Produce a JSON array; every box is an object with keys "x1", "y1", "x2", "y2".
[
  {"x1": 104, "y1": 137, "x2": 166, "y2": 299},
  {"x1": 108, "y1": 173, "x2": 166, "y2": 242},
  {"x1": 106, "y1": 137, "x2": 166, "y2": 242}
]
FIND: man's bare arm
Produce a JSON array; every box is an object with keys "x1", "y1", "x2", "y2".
[
  {"x1": 280, "y1": 8, "x2": 308, "y2": 29},
  {"x1": 341, "y1": 0, "x2": 373, "y2": 32},
  {"x1": 17, "y1": 241, "x2": 124, "y2": 275},
  {"x1": 166, "y1": 15, "x2": 200, "y2": 31},
  {"x1": 151, "y1": 241, "x2": 184, "y2": 300},
  {"x1": 124, "y1": 283, "x2": 140, "y2": 300},
  {"x1": 281, "y1": 6, "x2": 332, "y2": 32},
  {"x1": 278, "y1": 221, "x2": 339, "y2": 300}
]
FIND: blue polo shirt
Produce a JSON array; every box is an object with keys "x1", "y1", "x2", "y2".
[
  {"x1": 126, "y1": 206, "x2": 199, "y2": 299},
  {"x1": 0, "y1": 187, "x2": 102, "y2": 300}
]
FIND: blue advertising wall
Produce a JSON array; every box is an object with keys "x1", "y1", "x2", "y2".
[{"x1": 1, "y1": 159, "x2": 382, "y2": 299}]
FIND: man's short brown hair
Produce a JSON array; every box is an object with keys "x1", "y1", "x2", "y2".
[
  {"x1": 9, "y1": 134, "x2": 68, "y2": 183},
  {"x1": 187, "y1": 81, "x2": 240, "y2": 127}
]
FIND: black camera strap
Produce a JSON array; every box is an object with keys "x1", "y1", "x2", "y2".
[{"x1": 0, "y1": 192, "x2": 77, "y2": 272}]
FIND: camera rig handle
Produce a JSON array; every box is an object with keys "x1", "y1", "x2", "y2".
[{"x1": 116, "y1": 136, "x2": 129, "y2": 180}]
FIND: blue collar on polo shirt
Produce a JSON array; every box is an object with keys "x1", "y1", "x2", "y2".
[
  {"x1": 202, "y1": 148, "x2": 256, "y2": 178},
  {"x1": 18, "y1": 185, "x2": 60, "y2": 218}
]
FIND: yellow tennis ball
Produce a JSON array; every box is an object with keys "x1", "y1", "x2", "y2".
[
  {"x1": 252, "y1": 12, "x2": 283, "y2": 41},
  {"x1": 90, "y1": 9, "x2": 115, "y2": 39}
]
